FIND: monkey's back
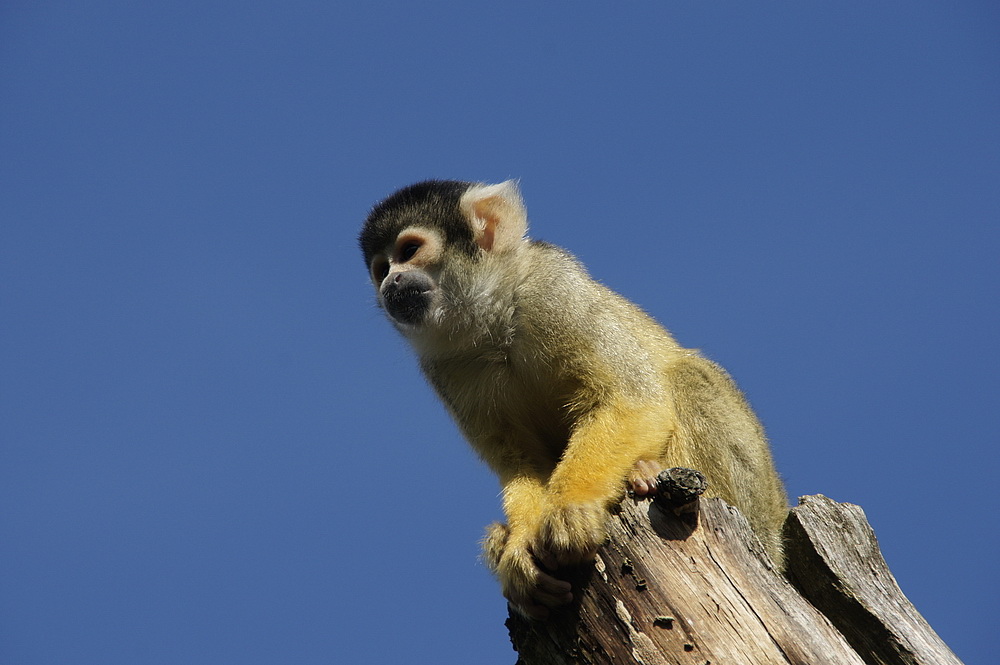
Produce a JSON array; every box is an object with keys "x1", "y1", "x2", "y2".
[{"x1": 518, "y1": 241, "x2": 788, "y2": 564}]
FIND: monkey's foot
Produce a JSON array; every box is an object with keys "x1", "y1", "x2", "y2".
[{"x1": 628, "y1": 458, "x2": 663, "y2": 496}]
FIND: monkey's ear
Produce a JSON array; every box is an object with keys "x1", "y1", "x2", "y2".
[{"x1": 459, "y1": 180, "x2": 528, "y2": 253}]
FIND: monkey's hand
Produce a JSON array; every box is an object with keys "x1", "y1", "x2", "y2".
[
  {"x1": 533, "y1": 501, "x2": 607, "y2": 572},
  {"x1": 483, "y1": 522, "x2": 573, "y2": 620}
]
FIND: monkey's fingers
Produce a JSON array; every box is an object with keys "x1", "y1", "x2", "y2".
[
  {"x1": 496, "y1": 543, "x2": 572, "y2": 613},
  {"x1": 533, "y1": 542, "x2": 597, "y2": 572},
  {"x1": 521, "y1": 550, "x2": 574, "y2": 600},
  {"x1": 532, "y1": 543, "x2": 559, "y2": 572},
  {"x1": 628, "y1": 458, "x2": 663, "y2": 496},
  {"x1": 511, "y1": 575, "x2": 573, "y2": 618},
  {"x1": 503, "y1": 566, "x2": 573, "y2": 620},
  {"x1": 534, "y1": 568, "x2": 573, "y2": 602}
]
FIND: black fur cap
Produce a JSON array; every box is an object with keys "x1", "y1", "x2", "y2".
[{"x1": 359, "y1": 180, "x2": 480, "y2": 267}]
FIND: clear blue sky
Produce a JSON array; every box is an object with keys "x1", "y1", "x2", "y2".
[{"x1": 2, "y1": 2, "x2": 997, "y2": 663}]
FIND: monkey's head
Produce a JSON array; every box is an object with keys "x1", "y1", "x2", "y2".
[{"x1": 359, "y1": 180, "x2": 529, "y2": 348}]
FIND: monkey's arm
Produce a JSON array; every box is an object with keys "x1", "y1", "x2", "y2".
[{"x1": 537, "y1": 396, "x2": 676, "y2": 566}]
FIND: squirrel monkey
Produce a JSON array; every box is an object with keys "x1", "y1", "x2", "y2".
[{"x1": 359, "y1": 180, "x2": 787, "y2": 619}]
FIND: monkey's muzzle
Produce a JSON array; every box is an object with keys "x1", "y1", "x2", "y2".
[{"x1": 381, "y1": 271, "x2": 434, "y2": 325}]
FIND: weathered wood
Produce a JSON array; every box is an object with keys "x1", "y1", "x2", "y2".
[
  {"x1": 506, "y1": 493, "x2": 963, "y2": 665},
  {"x1": 784, "y1": 495, "x2": 962, "y2": 665},
  {"x1": 508, "y1": 496, "x2": 866, "y2": 664}
]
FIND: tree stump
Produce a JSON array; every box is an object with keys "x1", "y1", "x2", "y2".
[{"x1": 505, "y1": 487, "x2": 962, "y2": 665}]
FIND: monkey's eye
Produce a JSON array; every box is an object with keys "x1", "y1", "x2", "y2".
[{"x1": 399, "y1": 241, "x2": 421, "y2": 262}]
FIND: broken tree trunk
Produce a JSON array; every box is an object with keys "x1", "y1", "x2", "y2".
[
  {"x1": 784, "y1": 496, "x2": 962, "y2": 665},
  {"x1": 506, "y1": 488, "x2": 962, "y2": 665}
]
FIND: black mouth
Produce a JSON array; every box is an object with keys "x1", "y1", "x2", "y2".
[{"x1": 383, "y1": 287, "x2": 432, "y2": 325}]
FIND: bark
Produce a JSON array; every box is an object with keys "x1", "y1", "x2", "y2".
[{"x1": 506, "y1": 489, "x2": 961, "y2": 665}]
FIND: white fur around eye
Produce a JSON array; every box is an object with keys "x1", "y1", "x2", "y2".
[{"x1": 394, "y1": 227, "x2": 442, "y2": 267}]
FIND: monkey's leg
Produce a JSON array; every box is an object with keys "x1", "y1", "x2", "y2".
[
  {"x1": 667, "y1": 355, "x2": 788, "y2": 567},
  {"x1": 486, "y1": 473, "x2": 573, "y2": 620},
  {"x1": 539, "y1": 399, "x2": 674, "y2": 567}
]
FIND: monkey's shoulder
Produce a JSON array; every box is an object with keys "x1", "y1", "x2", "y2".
[{"x1": 516, "y1": 241, "x2": 675, "y2": 347}]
